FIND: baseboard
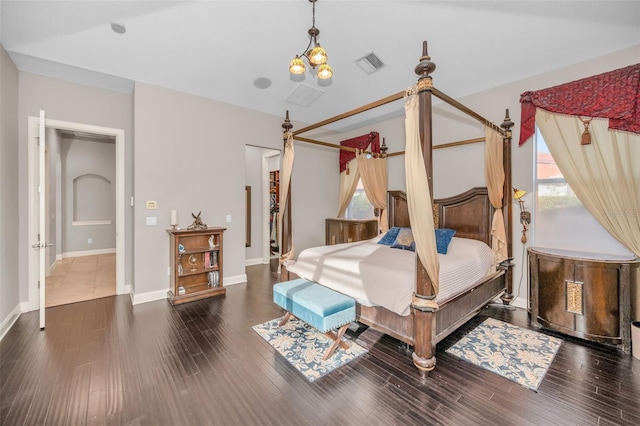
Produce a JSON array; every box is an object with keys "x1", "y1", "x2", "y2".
[
  {"x1": 225, "y1": 273, "x2": 247, "y2": 286},
  {"x1": 0, "y1": 304, "x2": 22, "y2": 341},
  {"x1": 56, "y1": 254, "x2": 63, "y2": 261},
  {"x1": 245, "y1": 258, "x2": 263, "y2": 266},
  {"x1": 119, "y1": 284, "x2": 131, "y2": 296},
  {"x1": 131, "y1": 274, "x2": 247, "y2": 306},
  {"x1": 63, "y1": 248, "x2": 116, "y2": 258},
  {"x1": 131, "y1": 288, "x2": 168, "y2": 305},
  {"x1": 21, "y1": 300, "x2": 37, "y2": 313}
]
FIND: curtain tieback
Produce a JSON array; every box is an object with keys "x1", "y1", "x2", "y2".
[{"x1": 580, "y1": 117, "x2": 593, "y2": 145}]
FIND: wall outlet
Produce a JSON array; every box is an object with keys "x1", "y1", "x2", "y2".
[
  {"x1": 146, "y1": 216, "x2": 157, "y2": 226},
  {"x1": 146, "y1": 200, "x2": 157, "y2": 209},
  {"x1": 88, "y1": 238, "x2": 93, "y2": 244},
  {"x1": 226, "y1": 214, "x2": 232, "y2": 223}
]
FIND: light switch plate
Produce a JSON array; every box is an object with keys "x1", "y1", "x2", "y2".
[
  {"x1": 146, "y1": 200, "x2": 157, "y2": 209},
  {"x1": 146, "y1": 216, "x2": 157, "y2": 226}
]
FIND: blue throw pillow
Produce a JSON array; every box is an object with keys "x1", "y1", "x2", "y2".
[
  {"x1": 390, "y1": 228, "x2": 415, "y2": 251},
  {"x1": 435, "y1": 228, "x2": 456, "y2": 254},
  {"x1": 378, "y1": 227, "x2": 402, "y2": 246}
]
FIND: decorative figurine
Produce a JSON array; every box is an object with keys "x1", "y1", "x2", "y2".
[
  {"x1": 187, "y1": 211, "x2": 207, "y2": 230},
  {"x1": 208, "y1": 235, "x2": 215, "y2": 248}
]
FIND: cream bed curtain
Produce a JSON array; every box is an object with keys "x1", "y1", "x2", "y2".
[
  {"x1": 405, "y1": 88, "x2": 440, "y2": 294},
  {"x1": 337, "y1": 157, "x2": 360, "y2": 218},
  {"x1": 484, "y1": 127, "x2": 508, "y2": 263},
  {"x1": 357, "y1": 153, "x2": 389, "y2": 233},
  {"x1": 279, "y1": 132, "x2": 295, "y2": 264}
]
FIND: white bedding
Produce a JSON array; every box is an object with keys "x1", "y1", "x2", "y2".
[{"x1": 284, "y1": 236, "x2": 496, "y2": 316}]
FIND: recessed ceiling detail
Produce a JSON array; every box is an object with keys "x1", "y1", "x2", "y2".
[
  {"x1": 253, "y1": 77, "x2": 272, "y2": 89},
  {"x1": 355, "y1": 52, "x2": 385, "y2": 74},
  {"x1": 285, "y1": 83, "x2": 324, "y2": 107},
  {"x1": 110, "y1": 22, "x2": 126, "y2": 34}
]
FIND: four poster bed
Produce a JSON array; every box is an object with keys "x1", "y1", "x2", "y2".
[{"x1": 278, "y1": 42, "x2": 515, "y2": 374}]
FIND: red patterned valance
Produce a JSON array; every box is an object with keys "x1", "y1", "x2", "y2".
[
  {"x1": 519, "y1": 63, "x2": 640, "y2": 146},
  {"x1": 339, "y1": 132, "x2": 380, "y2": 172}
]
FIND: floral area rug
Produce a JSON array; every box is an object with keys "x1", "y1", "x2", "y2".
[
  {"x1": 446, "y1": 317, "x2": 562, "y2": 391},
  {"x1": 252, "y1": 317, "x2": 367, "y2": 382}
]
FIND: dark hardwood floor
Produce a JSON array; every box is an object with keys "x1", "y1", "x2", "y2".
[{"x1": 1, "y1": 264, "x2": 638, "y2": 425}]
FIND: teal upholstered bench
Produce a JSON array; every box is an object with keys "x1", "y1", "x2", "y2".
[{"x1": 273, "y1": 278, "x2": 356, "y2": 360}]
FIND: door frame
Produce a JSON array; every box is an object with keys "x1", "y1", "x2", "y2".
[
  {"x1": 27, "y1": 116, "x2": 126, "y2": 311},
  {"x1": 262, "y1": 150, "x2": 280, "y2": 264}
]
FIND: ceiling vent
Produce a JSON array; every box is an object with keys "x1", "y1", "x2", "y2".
[
  {"x1": 356, "y1": 52, "x2": 385, "y2": 74},
  {"x1": 285, "y1": 83, "x2": 324, "y2": 107}
]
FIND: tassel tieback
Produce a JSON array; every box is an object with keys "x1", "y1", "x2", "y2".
[{"x1": 580, "y1": 117, "x2": 593, "y2": 145}]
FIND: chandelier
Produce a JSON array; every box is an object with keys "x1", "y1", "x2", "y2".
[{"x1": 289, "y1": 0, "x2": 333, "y2": 80}]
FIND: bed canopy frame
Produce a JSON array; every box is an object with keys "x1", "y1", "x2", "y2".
[{"x1": 279, "y1": 41, "x2": 515, "y2": 374}]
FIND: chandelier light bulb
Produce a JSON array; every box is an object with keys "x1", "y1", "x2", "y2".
[
  {"x1": 289, "y1": 56, "x2": 306, "y2": 74},
  {"x1": 308, "y1": 44, "x2": 327, "y2": 67},
  {"x1": 317, "y1": 63, "x2": 333, "y2": 79}
]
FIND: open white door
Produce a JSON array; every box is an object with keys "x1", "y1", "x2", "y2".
[{"x1": 34, "y1": 110, "x2": 49, "y2": 329}]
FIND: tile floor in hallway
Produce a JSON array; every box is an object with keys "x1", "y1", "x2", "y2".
[{"x1": 45, "y1": 253, "x2": 116, "y2": 307}]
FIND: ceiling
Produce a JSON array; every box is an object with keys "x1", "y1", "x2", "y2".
[{"x1": 2, "y1": 1, "x2": 639, "y2": 131}]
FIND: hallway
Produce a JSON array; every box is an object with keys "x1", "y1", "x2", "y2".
[{"x1": 45, "y1": 254, "x2": 116, "y2": 307}]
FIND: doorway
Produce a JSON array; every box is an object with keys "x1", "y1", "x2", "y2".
[
  {"x1": 27, "y1": 116, "x2": 126, "y2": 313},
  {"x1": 244, "y1": 146, "x2": 280, "y2": 267}
]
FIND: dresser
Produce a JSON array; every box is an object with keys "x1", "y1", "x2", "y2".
[
  {"x1": 325, "y1": 218, "x2": 378, "y2": 245},
  {"x1": 528, "y1": 247, "x2": 639, "y2": 352}
]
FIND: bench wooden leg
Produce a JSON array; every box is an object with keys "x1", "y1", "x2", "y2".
[
  {"x1": 323, "y1": 323, "x2": 351, "y2": 360},
  {"x1": 278, "y1": 312, "x2": 293, "y2": 326}
]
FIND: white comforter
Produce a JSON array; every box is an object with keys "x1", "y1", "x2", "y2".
[{"x1": 285, "y1": 236, "x2": 496, "y2": 316}]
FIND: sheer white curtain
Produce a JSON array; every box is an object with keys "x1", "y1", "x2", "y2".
[
  {"x1": 484, "y1": 127, "x2": 508, "y2": 263},
  {"x1": 279, "y1": 132, "x2": 295, "y2": 264},
  {"x1": 337, "y1": 157, "x2": 360, "y2": 217},
  {"x1": 536, "y1": 109, "x2": 640, "y2": 257},
  {"x1": 405, "y1": 88, "x2": 439, "y2": 294},
  {"x1": 357, "y1": 153, "x2": 389, "y2": 233}
]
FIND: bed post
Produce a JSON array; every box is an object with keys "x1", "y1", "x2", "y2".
[
  {"x1": 280, "y1": 111, "x2": 294, "y2": 281},
  {"x1": 411, "y1": 41, "x2": 438, "y2": 374},
  {"x1": 500, "y1": 110, "x2": 515, "y2": 304}
]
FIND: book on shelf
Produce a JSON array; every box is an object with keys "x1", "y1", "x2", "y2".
[
  {"x1": 204, "y1": 251, "x2": 211, "y2": 269},
  {"x1": 212, "y1": 251, "x2": 218, "y2": 268}
]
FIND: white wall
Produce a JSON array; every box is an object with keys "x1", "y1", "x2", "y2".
[
  {"x1": 0, "y1": 43, "x2": 20, "y2": 335},
  {"x1": 60, "y1": 135, "x2": 116, "y2": 253},
  {"x1": 290, "y1": 142, "x2": 340, "y2": 252},
  {"x1": 132, "y1": 82, "x2": 283, "y2": 297}
]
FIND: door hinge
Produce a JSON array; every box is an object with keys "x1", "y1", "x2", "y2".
[
  {"x1": 37, "y1": 233, "x2": 41, "y2": 242},
  {"x1": 36, "y1": 136, "x2": 40, "y2": 146},
  {"x1": 38, "y1": 280, "x2": 40, "y2": 289}
]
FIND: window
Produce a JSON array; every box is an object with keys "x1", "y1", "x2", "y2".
[
  {"x1": 345, "y1": 178, "x2": 375, "y2": 220},
  {"x1": 534, "y1": 129, "x2": 629, "y2": 255}
]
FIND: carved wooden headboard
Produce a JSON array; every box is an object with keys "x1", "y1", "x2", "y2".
[{"x1": 387, "y1": 187, "x2": 494, "y2": 247}]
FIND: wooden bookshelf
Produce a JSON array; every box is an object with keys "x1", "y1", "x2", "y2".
[{"x1": 167, "y1": 227, "x2": 226, "y2": 305}]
